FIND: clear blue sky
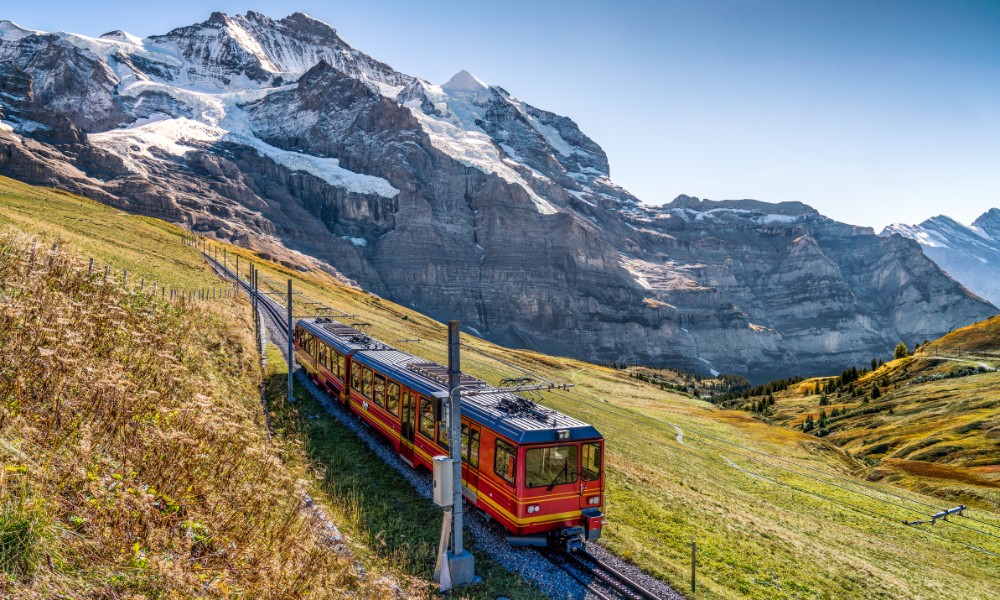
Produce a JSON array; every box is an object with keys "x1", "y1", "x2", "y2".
[{"x1": 5, "y1": 1, "x2": 999, "y2": 230}]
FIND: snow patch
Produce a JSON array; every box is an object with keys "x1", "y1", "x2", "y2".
[
  {"x1": 341, "y1": 236, "x2": 367, "y2": 247},
  {"x1": 408, "y1": 107, "x2": 557, "y2": 214},
  {"x1": 512, "y1": 99, "x2": 576, "y2": 157},
  {"x1": 97, "y1": 81, "x2": 399, "y2": 198}
]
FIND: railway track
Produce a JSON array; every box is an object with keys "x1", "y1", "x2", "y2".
[
  {"x1": 546, "y1": 547, "x2": 665, "y2": 600},
  {"x1": 203, "y1": 252, "x2": 291, "y2": 334}
]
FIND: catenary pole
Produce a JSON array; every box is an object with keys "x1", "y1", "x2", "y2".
[
  {"x1": 447, "y1": 321, "x2": 475, "y2": 585},
  {"x1": 287, "y1": 279, "x2": 294, "y2": 401}
]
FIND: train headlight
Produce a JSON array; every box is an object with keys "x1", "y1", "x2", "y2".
[
  {"x1": 587, "y1": 496, "x2": 601, "y2": 506},
  {"x1": 527, "y1": 505, "x2": 541, "y2": 513}
]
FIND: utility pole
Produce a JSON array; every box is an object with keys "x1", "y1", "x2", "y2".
[
  {"x1": 446, "y1": 320, "x2": 475, "y2": 586},
  {"x1": 287, "y1": 279, "x2": 294, "y2": 402},
  {"x1": 250, "y1": 264, "x2": 258, "y2": 349}
]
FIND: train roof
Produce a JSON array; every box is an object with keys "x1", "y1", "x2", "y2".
[{"x1": 297, "y1": 317, "x2": 602, "y2": 444}]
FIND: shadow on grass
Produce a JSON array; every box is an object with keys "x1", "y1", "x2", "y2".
[{"x1": 263, "y1": 369, "x2": 545, "y2": 599}]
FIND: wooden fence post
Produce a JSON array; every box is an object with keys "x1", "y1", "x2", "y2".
[{"x1": 691, "y1": 541, "x2": 697, "y2": 594}]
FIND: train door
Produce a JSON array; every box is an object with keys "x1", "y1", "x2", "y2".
[
  {"x1": 579, "y1": 441, "x2": 603, "y2": 509},
  {"x1": 399, "y1": 390, "x2": 416, "y2": 465},
  {"x1": 461, "y1": 423, "x2": 481, "y2": 499}
]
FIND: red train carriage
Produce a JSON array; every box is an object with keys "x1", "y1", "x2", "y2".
[{"x1": 294, "y1": 317, "x2": 605, "y2": 550}]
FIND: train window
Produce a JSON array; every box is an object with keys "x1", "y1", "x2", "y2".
[
  {"x1": 437, "y1": 402, "x2": 449, "y2": 451},
  {"x1": 418, "y1": 395, "x2": 435, "y2": 440},
  {"x1": 362, "y1": 368, "x2": 373, "y2": 399},
  {"x1": 318, "y1": 343, "x2": 328, "y2": 370},
  {"x1": 461, "y1": 425, "x2": 469, "y2": 462},
  {"x1": 373, "y1": 374, "x2": 385, "y2": 407},
  {"x1": 337, "y1": 353, "x2": 346, "y2": 380},
  {"x1": 462, "y1": 425, "x2": 480, "y2": 469},
  {"x1": 351, "y1": 362, "x2": 362, "y2": 392},
  {"x1": 470, "y1": 429, "x2": 480, "y2": 469},
  {"x1": 386, "y1": 381, "x2": 400, "y2": 416},
  {"x1": 582, "y1": 442, "x2": 601, "y2": 481},
  {"x1": 525, "y1": 445, "x2": 578, "y2": 489},
  {"x1": 494, "y1": 439, "x2": 516, "y2": 486}
]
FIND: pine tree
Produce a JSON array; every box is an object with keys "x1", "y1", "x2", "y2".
[
  {"x1": 894, "y1": 341, "x2": 909, "y2": 359},
  {"x1": 871, "y1": 386, "x2": 881, "y2": 400},
  {"x1": 819, "y1": 392, "x2": 829, "y2": 406},
  {"x1": 803, "y1": 414, "x2": 814, "y2": 432},
  {"x1": 871, "y1": 357, "x2": 877, "y2": 371}
]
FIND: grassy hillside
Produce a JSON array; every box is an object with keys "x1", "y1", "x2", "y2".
[
  {"x1": 3, "y1": 177, "x2": 1000, "y2": 598},
  {"x1": 763, "y1": 316, "x2": 1000, "y2": 509},
  {"x1": 0, "y1": 229, "x2": 400, "y2": 597},
  {"x1": 201, "y1": 228, "x2": 1000, "y2": 596}
]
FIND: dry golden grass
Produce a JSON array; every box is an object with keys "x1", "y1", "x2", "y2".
[{"x1": 0, "y1": 229, "x2": 397, "y2": 598}]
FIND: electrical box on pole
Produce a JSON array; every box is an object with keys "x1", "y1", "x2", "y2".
[{"x1": 433, "y1": 456, "x2": 454, "y2": 507}]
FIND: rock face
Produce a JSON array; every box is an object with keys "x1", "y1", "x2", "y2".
[
  {"x1": 882, "y1": 211, "x2": 1000, "y2": 308},
  {"x1": 0, "y1": 12, "x2": 995, "y2": 381}
]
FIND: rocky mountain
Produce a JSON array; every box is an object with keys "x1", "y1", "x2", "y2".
[
  {"x1": 882, "y1": 210, "x2": 1000, "y2": 307},
  {"x1": 0, "y1": 11, "x2": 995, "y2": 381}
]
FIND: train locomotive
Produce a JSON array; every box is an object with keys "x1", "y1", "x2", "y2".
[{"x1": 293, "y1": 317, "x2": 605, "y2": 551}]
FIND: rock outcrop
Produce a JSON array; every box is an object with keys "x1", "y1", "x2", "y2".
[{"x1": 1, "y1": 12, "x2": 995, "y2": 381}]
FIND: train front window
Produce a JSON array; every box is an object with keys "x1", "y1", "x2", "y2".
[
  {"x1": 525, "y1": 445, "x2": 579, "y2": 489},
  {"x1": 582, "y1": 442, "x2": 602, "y2": 482}
]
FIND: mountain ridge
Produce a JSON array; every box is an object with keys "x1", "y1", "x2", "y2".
[
  {"x1": 882, "y1": 209, "x2": 1000, "y2": 307},
  {"x1": 0, "y1": 10, "x2": 994, "y2": 381}
]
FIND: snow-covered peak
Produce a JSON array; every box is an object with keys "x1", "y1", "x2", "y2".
[
  {"x1": 442, "y1": 69, "x2": 489, "y2": 95},
  {"x1": 973, "y1": 208, "x2": 1000, "y2": 240},
  {"x1": 99, "y1": 30, "x2": 143, "y2": 45},
  {"x1": 883, "y1": 211, "x2": 1000, "y2": 306},
  {"x1": 0, "y1": 20, "x2": 42, "y2": 41}
]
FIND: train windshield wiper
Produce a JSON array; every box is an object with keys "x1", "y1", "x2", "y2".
[{"x1": 546, "y1": 460, "x2": 569, "y2": 491}]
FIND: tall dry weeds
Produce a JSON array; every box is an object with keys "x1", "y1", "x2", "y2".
[{"x1": 0, "y1": 229, "x2": 392, "y2": 598}]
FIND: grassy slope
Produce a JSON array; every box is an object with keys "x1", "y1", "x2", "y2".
[
  {"x1": 0, "y1": 229, "x2": 402, "y2": 597},
  {"x1": 0, "y1": 176, "x2": 220, "y2": 291},
  {"x1": 212, "y1": 223, "x2": 1000, "y2": 598},
  {"x1": 768, "y1": 317, "x2": 1000, "y2": 509},
  {"x1": 3, "y1": 177, "x2": 999, "y2": 598}
]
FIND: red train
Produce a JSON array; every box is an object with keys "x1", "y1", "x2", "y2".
[{"x1": 293, "y1": 317, "x2": 605, "y2": 550}]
